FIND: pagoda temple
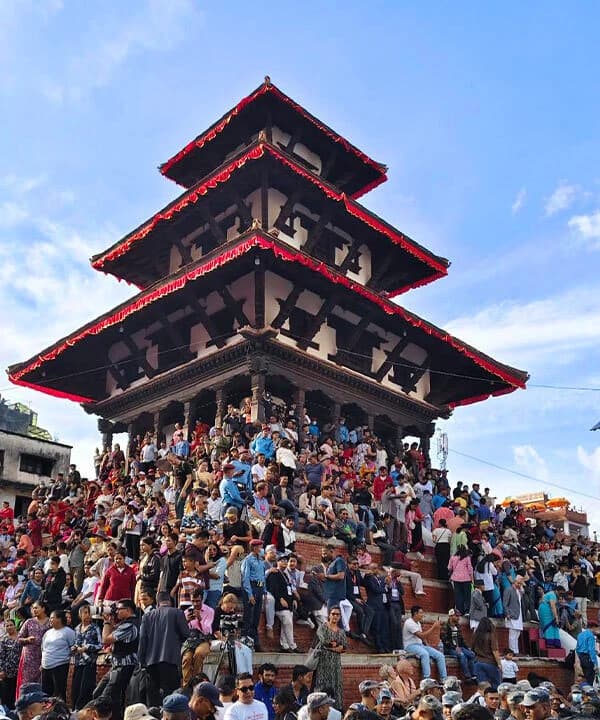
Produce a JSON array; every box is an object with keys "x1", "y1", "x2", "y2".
[{"x1": 7, "y1": 78, "x2": 528, "y2": 451}]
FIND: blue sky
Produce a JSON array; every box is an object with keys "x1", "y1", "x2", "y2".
[{"x1": 1, "y1": 1, "x2": 599, "y2": 524}]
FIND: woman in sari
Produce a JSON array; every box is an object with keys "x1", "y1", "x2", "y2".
[
  {"x1": 538, "y1": 590, "x2": 561, "y2": 648},
  {"x1": 16, "y1": 601, "x2": 50, "y2": 695}
]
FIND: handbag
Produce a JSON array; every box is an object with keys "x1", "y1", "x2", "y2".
[{"x1": 305, "y1": 642, "x2": 322, "y2": 670}]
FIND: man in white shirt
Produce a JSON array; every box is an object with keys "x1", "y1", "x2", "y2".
[
  {"x1": 402, "y1": 605, "x2": 447, "y2": 680},
  {"x1": 251, "y1": 454, "x2": 267, "y2": 484},
  {"x1": 224, "y1": 674, "x2": 268, "y2": 720}
]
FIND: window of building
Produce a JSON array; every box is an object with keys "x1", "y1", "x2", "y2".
[{"x1": 19, "y1": 453, "x2": 54, "y2": 476}]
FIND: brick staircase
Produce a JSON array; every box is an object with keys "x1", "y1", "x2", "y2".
[{"x1": 91, "y1": 533, "x2": 581, "y2": 706}]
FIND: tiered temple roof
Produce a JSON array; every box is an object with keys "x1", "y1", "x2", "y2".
[{"x1": 7, "y1": 77, "x2": 528, "y2": 432}]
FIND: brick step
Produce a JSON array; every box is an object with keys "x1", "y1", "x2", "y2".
[{"x1": 93, "y1": 652, "x2": 573, "y2": 708}]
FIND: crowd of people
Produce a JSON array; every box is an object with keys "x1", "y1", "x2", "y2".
[{"x1": 0, "y1": 394, "x2": 598, "y2": 720}]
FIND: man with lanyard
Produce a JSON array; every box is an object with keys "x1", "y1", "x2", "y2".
[
  {"x1": 345, "y1": 555, "x2": 372, "y2": 642},
  {"x1": 266, "y1": 555, "x2": 298, "y2": 652},
  {"x1": 95, "y1": 598, "x2": 139, "y2": 720},
  {"x1": 254, "y1": 663, "x2": 278, "y2": 720},
  {"x1": 241, "y1": 539, "x2": 266, "y2": 651}
]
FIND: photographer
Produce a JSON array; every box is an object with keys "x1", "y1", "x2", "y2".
[
  {"x1": 212, "y1": 593, "x2": 253, "y2": 675},
  {"x1": 181, "y1": 589, "x2": 214, "y2": 686},
  {"x1": 93, "y1": 599, "x2": 139, "y2": 720}
]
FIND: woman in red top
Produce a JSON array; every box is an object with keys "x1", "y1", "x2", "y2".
[{"x1": 96, "y1": 551, "x2": 136, "y2": 608}]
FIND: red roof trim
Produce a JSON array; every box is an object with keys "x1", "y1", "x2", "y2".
[
  {"x1": 159, "y1": 82, "x2": 386, "y2": 185},
  {"x1": 10, "y1": 377, "x2": 94, "y2": 404},
  {"x1": 447, "y1": 386, "x2": 518, "y2": 409},
  {"x1": 12, "y1": 234, "x2": 526, "y2": 403},
  {"x1": 93, "y1": 143, "x2": 447, "y2": 289}
]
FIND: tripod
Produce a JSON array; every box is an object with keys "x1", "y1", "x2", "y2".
[{"x1": 209, "y1": 632, "x2": 237, "y2": 683}]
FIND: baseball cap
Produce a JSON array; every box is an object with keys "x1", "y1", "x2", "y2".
[
  {"x1": 193, "y1": 682, "x2": 223, "y2": 707},
  {"x1": 307, "y1": 693, "x2": 335, "y2": 710},
  {"x1": 507, "y1": 691, "x2": 525, "y2": 706},
  {"x1": 515, "y1": 680, "x2": 532, "y2": 692},
  {"x1": 442, "y1": 692, "x2": 462, "y2": 707},
  {"x1": 419, "y1": 695, "x2": 443, "y2": 712},
  {"x1": 377, "y1": 689, "x2": 393, "y2": 703},
  {"x1": 497, "y1": 683, "x2": 515, "y2": 696},
  {"x1": 420, "y1": 679, "x2": 441, "y2": 691},
  {"x1": 250, "y1": 539, "x2": 263, "y2": 546},
  {"x1": 162, "y1": 694, "x2": 190, "y2": 713},
  {"x1": 443, "y1": 677, "x2": 462, "y2": 691},
  {"x1": 521, "y1": 689, "x2": 551, "y2": 707},
  {"x1": 359, "y1": 680, "x2": 382, "y2": 695},
  {"x1": 15, "y1": 692, "x2": 49, "y2": 712}
]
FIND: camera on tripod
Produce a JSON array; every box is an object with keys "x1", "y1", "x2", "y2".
[{"x1": 220, "y1": 612, "x2": 243, "y2": 636}]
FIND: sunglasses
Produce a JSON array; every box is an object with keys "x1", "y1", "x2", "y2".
[{"x1": 239, "y1": 685, "x2": 255, "y2": 693}]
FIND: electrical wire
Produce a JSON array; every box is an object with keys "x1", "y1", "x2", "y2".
[
  {"x1": 1, "y1": 329, "x2": 599, "y2": 395},
  {"x1": 449, "y1": 448, "x2": 600, "y2": 502}
]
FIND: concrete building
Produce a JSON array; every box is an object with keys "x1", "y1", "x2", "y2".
[{"x1": 0, "y1": 429, "x2": 71, "y2": 516}]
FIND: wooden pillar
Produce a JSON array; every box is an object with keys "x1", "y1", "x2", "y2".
[
  {"x1": 293, "y1": 387, "x2": 306, "y2": 423},
  {"x1": 183, "y1": 400, "x2": 197, "y2": 440},
  {"x1": 153, "y1": 408, "x2": 167, "y2": 446},
  {"x1": 98, "y1": 419, "x2": 113, "y2": 450},
  {"x1": 396, "y1": 425, "x2": 405, "y2": 457},
  {"x1": 251, "y1": 373, "x2": 266, "y2": 423},
  {"x1": 333, "y1": 402, "x2": 341, "y2": 422},
  {"x1": 215, "y1": 386, "x2": 227, "y2": 428},
  {"x1": 366, "y1": 413, "x2": 375, "y2": 431}
]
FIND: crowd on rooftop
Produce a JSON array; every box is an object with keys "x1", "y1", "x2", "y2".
[{"x1": 0, "y1": 393, "x2": 599, "y2": 720}]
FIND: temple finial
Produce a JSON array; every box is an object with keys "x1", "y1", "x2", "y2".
[{"x1": 264, "y1": 75, "x2": 271, "y2": 86}]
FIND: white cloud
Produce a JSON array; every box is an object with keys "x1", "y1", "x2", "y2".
[
  {"x1": 445, "y1": 285, "x2": 600, "y2": 369},
  {"x1": 42, "y1": 0, "x2": 200, "y2": 104},
  {"x1": 568, "y1": 210, "x2": 600, "y2": 250},
  {"x1": 511, "y1": 187, "x2": 527, "y2": 214},
  {"x1": 0, "y1": 201, "x2": 29, "y2": 227},
  {"x1": 513, "y1": 444, "x2": 549, "y2": 482},
  {"x1": 577, "y1": 445, "x2": 600, "y2": 484},
  {"x1": 0, "y1": 174, "x2": 46, "y2": 194},
  {"x1": 545, "y1": 181, "x2": 579, "y2": 217}
]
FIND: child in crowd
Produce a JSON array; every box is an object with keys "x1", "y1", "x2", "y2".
[{"x1": 500, "y1": 648, "x2": 519, "y2": 683}]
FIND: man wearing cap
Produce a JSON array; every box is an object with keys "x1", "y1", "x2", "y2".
[
  {"x1": 412, "y1": 695, "x2": 443, "y2": 720},
  {"x1": 521, "y1": 689, "x2": 551, "y2": 720},
  {"x1": 442, "y1": 692, "x2": 461, "y2": 719},
  {"x1": 420, "y1": 679, "x2": 443, "y2": 700},
  {"x1": 225, "y1": 673, "x2": 269, "y2": 720},
  {"x1": 358, "y1": 681, "x2": 382, "y2": 711},
  {"x1": 494, "y1": 684, "x2": 515, "y2": 720},
  {"x1": 376, "y1": 688, "x2": 397, "y2": 720},
  {"x1": 306, "y1": 693, "x2": 336, "y2": 720},
  {"x1": 14, "y1": 691, "x2": 49, "y2": 720},
  {"x1": 163, "y1": 693, "x2": 191, "y2": 720},
  {"x1": 219, "y1": 465, "x2": 245, "y2": 516},
  {"x1": 189, "y1": 682, "x2": 224, "y2": 720},
  {"x1": 241, "y1": 539, "x2": 266, "y2": 650},
  {"x1": 506, "y1": 690, "x2": 525, "y2": 720},
  {"x1": 94, "y1": 598, "x2": 139, "y2": 720},
  {"x1": 441, "y1": 611, "x2": 476, "y2": 681}
]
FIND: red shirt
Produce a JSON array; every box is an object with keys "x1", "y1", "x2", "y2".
[
  {"x1": 0, "y1": 507, "x2": 14, "y2": 522},
  {"x1": 98, "y1": 563, "x2": 136, "y2": 601}
]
